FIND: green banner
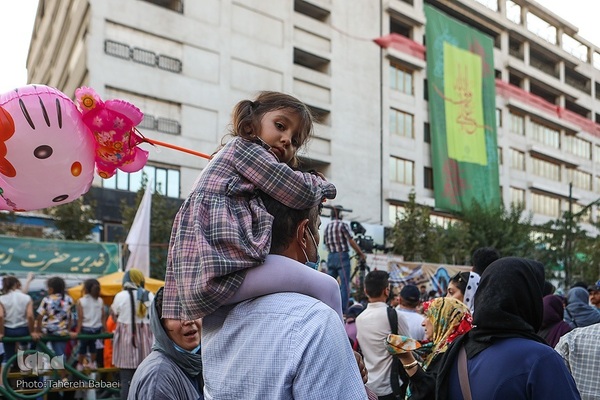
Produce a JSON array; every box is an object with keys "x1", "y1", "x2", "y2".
[
  {"x1": 0, "y1": 236, "x2": 120, "y2": 275},
  {"x1": 424, "y1": 5, "x2": 500, "y2": 212}
]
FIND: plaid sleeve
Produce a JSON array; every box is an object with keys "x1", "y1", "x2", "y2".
[{"x1": 233, "y1": 138, "x2": 336, "y2": 209}]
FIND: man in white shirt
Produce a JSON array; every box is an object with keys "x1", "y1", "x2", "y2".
[
  {"x1": 396, "y1": 285, "x2": 425, "y2": 340},
  {"x1": 356, "y1": 271, "x2": 410, "y2": 400}
]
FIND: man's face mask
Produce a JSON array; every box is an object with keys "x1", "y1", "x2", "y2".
[{"x1": 302, "y1": 227, "x2": 320, "y2": 270}]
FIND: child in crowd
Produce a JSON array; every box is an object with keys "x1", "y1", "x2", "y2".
[
  {"x1": 34, "y1": 276, "x2": 74, "y2": 385},
  {"x1": 163, "y1": 91, "x2": 340, "y2": 321},
  {"x1": 0, "y1": 276, "x2": 35, "y2": 384},
  {"x1": 71, "y1": 278, "x2": 105, "y2": 371}
]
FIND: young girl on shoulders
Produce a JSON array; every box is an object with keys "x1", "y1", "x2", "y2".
[
  {"x1": 162, "y1": 91, "x2": 340, "y2": 320},
  {"x1": 71, "y1": 279, "x2": 105, "y2": 371}
]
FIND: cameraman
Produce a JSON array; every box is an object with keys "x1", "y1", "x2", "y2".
[{"x1": 324, "y1": 206, "x2": 366, "y2": 315}]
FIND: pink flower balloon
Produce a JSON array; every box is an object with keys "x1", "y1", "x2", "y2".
[
  {"x1": 0, "y1": 85, "x2": 95, "y2": 211},
  {"x1": 75, "y1": 87, "x2": 148, "y2": 179}
]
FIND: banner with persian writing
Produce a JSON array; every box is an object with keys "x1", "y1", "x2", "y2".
[
  {"x1": 0, "y1": 235, "x2": 120, "y2": 275},
  {"x1": 424, "y1": 5, "x2": 500, "y2": 212}
]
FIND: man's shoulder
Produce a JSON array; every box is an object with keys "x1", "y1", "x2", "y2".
[
  {"x1": 244, "y1": 292, "x2": 333, "y2": 314},
  {"x1": 560, "y1": 322, "x2": 600, "y2": 343}
]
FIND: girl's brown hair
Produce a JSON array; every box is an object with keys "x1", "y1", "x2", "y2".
[
  {"x1": 2, "y1": 276, "x2": 21, "y2": 294},
  {"x1": 227, "y1": 91, "x2": 314, "y2": 168},
  {"x1": 84, "y1": 278, "x2": 101, "y2": 298}
]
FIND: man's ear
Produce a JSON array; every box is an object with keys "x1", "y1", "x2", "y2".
[{"x1": 296, "y1": 219, "x2": 310, "y2": 249}]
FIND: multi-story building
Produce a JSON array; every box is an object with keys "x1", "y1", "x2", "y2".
[{"x1": 26, "y1": 0, "x2": 600, "y2": 240}]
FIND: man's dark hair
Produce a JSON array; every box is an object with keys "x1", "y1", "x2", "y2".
[
  {"x1": 472, "y1": 247, "x2": 500, "y2": 276},
  {"x1": 364, "y1": 270, "x2": 389, "y2": 298},
  {"x1": 259, "y1": 192, "x2": 321, "y2": 254},
  {"x1": 571, "y1": 281, "x2": 588, "y2": 289}
]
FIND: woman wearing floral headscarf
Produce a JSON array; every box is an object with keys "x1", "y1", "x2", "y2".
[
  {"x1": 386, "y1": 297, "x2": 472, "y2": 399},
  {"x1": 111, "y1": 269, "x2": 154, "y2": 400}
]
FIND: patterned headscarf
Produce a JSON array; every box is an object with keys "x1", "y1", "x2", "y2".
[
  {"x1": 123, "y1": 269, "x2": 150, "y2": 319},
  {"x1": 419, "y1": 297, "x2": 472, "y2": 369}
]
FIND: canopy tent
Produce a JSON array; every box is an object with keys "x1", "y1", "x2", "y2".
[{"x1": 67, "y1": 271, "x2": 164, "y2": 306}]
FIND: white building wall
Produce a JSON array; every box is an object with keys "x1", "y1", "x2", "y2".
[{"x1": 25, "y1": 0, "x2": 600, "y2": 232}]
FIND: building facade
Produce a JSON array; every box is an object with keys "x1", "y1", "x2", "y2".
[{"x1": 26, "y1": 0, "x2": 600, "y2": 237}]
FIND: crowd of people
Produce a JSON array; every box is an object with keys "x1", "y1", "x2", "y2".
[{"x1": 1, "y1": 90, "x2": 600, "y2": 400}]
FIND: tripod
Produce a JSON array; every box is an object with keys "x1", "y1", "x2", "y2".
[{"x1": 350, "y1": 256, "x2": 370, "y2": 301}]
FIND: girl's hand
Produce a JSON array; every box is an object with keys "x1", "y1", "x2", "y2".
[{"x1": 353, "y1": 351, "x2": 368, "y2": 384}]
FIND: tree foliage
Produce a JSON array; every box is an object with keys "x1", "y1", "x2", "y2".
[
  {"x1": 388, "y1": 192, "x2": 600, "y2": 290},
  {"x1": 46, "y1": 197, "x2": 97, "y2": 240},
  {"x1": 121, "y1": 176, "x2": 180, "y2": 280},
  {"x1": 389, "y1": 194, "x2": 535, "y2": 265}
]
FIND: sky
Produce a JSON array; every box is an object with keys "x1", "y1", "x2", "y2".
[{"x1": 0, "y1": 1, "x2": 597, "y2": 94}]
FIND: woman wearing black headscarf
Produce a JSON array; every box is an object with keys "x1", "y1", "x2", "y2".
[
  {"x1": 538, "y1": 294, "x2": 572, "y2": 347},
  {"x1": 434, "y1": 257, "x2": 580, "y2": 400}
]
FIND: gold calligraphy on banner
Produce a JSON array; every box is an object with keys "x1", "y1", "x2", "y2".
[{"x1": 0, "y1": 236, "x2": 119, "y2": 275}]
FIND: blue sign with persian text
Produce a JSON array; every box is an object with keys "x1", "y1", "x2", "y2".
[{"x1": 0, "y1": 235, "x2": 120, "y2": 275}]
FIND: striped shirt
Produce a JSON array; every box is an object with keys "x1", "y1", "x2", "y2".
[
  {"x1": 202, "y1": 291, "x2": 368, "y2": 400},
  {"x1": 555, "y1": 323, "x2": 600, "y2": 399},
  {"x1": 324, "y1": 219, "x2": 353, "y2": 253},
  {"x1": 162, "y1": 137, "x2": 336, "y2": 320}
]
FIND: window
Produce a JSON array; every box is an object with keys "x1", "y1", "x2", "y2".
[
  {"x1": 498, "y1": 147, "x2": 503, "y2": 165},
  {"x1": 142, "y1": 0, "x2": 183, "y2": 13},
  {"x1": 596, "y1": 176, "x2": 600, "y2": 193},
  {"x1": 389, "y1": 63, "x2": 413, "y2": 95},
  {"x1": 105, "y1": 88, "x2": 182, "y2": 135},
  {"x1": 510, "y1": 148, "x2": 525, "y2": 171},
  {"x1": 532, "y1": 158, "x2": 560, "y2": 181},
  {"x1": 474, "y1": 0, "x2": 498, "y2": 11},
  {"x1": 567, "y1": 169, "x2": 592, "y2": 191},
  {"x1": 532, "y1": 193, "x2": 560, "y2": 217},
  {"x1": 294, "y1": 0, "x2": 330, "y2": 21},
  {"x1": 390, "y1": 157, "x2": 414, "y2": 185},
  {"x1": 530, "y1": 120, "x2": 560, "y2": 149},
  {"x1": 496, "y1": 108, "x2": 502, "y2": 128},
  {"x1": 506, "y1": 1, "x2": 521, "y2": 24},
  {"x1": 424, "y1": 123, "x2": 431, "y2": 143},
  {"x1": 595, "y1": 145, "x2": 600, "y2": 161},
  {"x1": 527, "y1": 13, "x2": 556, "y2": 45},
  {"x1": 572, "y1": 203, "x2": 592, "y2": 223},
  {"x1": 104, "y1": 40, "x2": 183, "y2": 73},
  {"x1": 424, "y1": 167, "x2": 434, "y2": 190},
  {"x1": 564, "y1": 135, "x2": 591, "y2": 159},
  {"x1": 562, "y1": 34, "x2": 588, "y2": 63},
  {"x1": 390, "y1": 109, "x2": 414, "y2": 138},
  {"x1": 389, "y1": 204, "x2": 405, "y2": 224},
  {"x1": 510, "y1": 187, "x2": 525, "y2": 207},
  {"x1": 510, "y1": 112, "x2": 525, "y2": 135},
  {"x1": 430, "y1": 214, "x2": 457, "y2": 229},
  {"x1": 102, "y1": 165, "x2": 181, "y2": 198}
]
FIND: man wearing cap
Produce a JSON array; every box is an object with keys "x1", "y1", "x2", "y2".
[
  {"x1": 589, "y1": 283, "x2": 600, "y2": 311},
  {"x1": 324, "y1": 206, "x2": 366, "y2": 315},
  {"x1": 396, "y1": 285, "x2": 425, "y2": 340}
]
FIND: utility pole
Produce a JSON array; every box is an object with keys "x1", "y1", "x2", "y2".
[{"x1": 565, "y1": 183, "x2": 573, "y2": 288}]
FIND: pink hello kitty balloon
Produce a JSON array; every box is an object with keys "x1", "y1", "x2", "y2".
[
  {"x1": 0, "y1": 85, "x2": 95, "y2": 211},
  {"x1": 75, "y1": 87, "x2": 148, "y2": 179}
]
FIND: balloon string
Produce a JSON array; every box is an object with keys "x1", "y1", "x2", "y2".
[{"x1": 140, "y1": 138, "x2": 212, "y2": 160}]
